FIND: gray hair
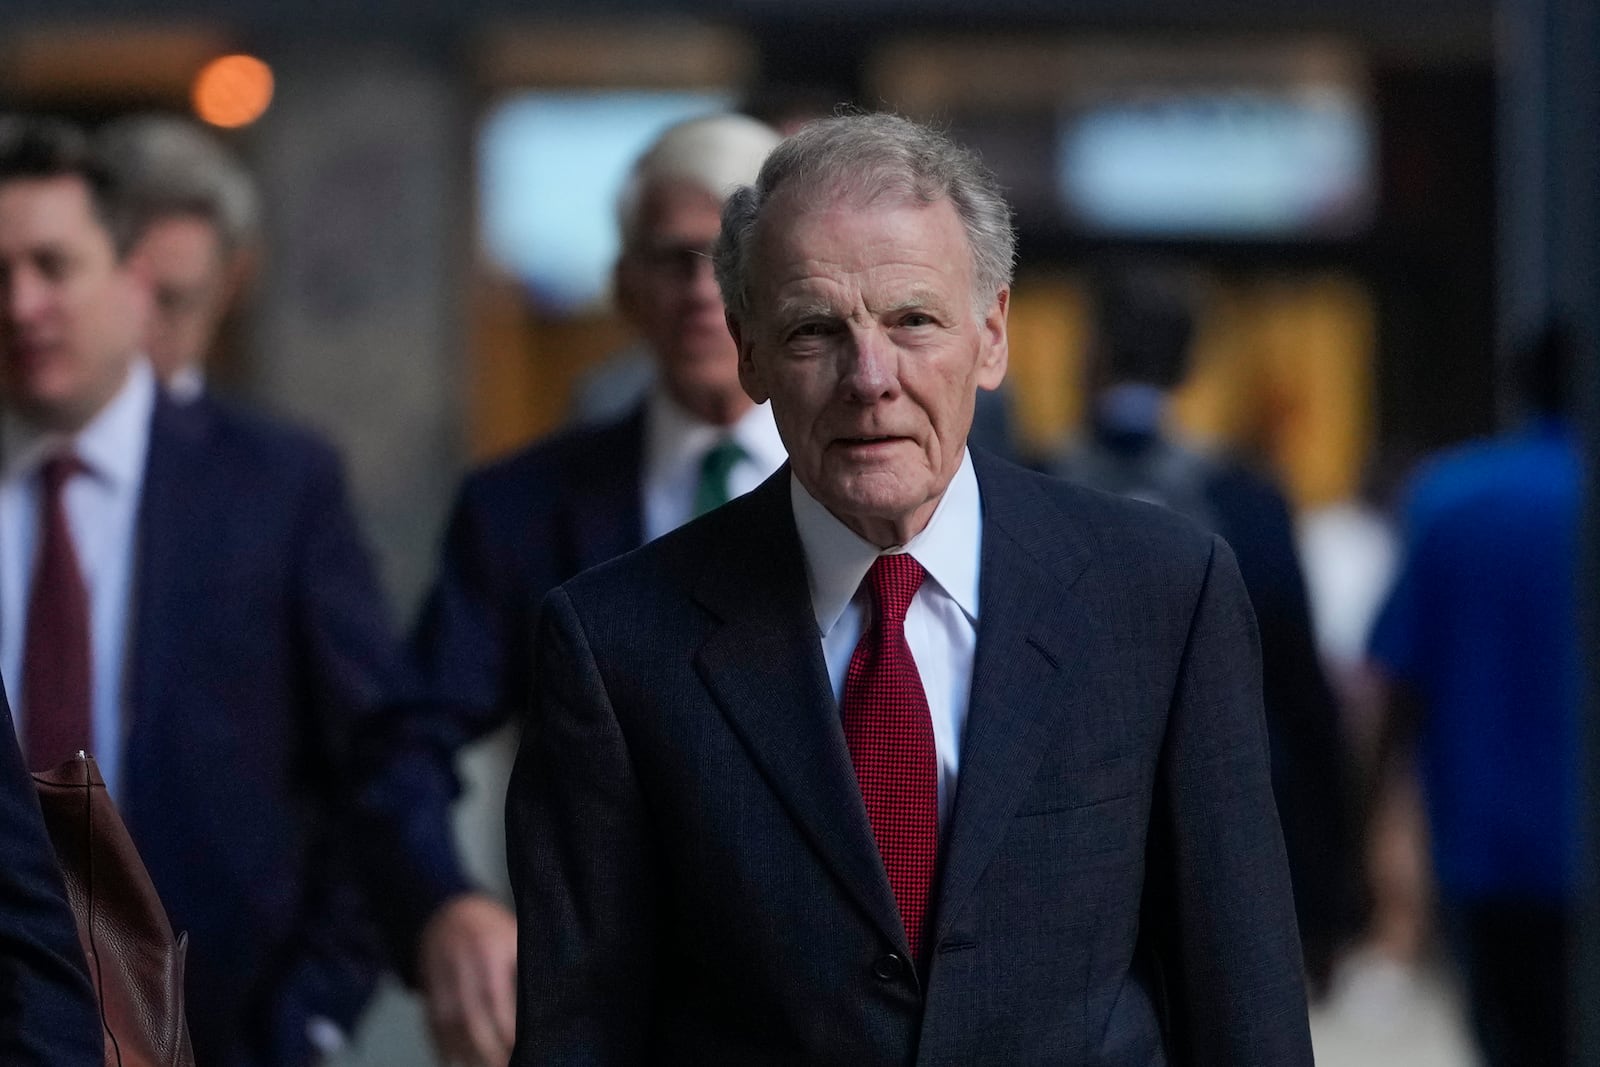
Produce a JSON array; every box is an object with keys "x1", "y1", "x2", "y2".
[
  {"x1": 95, "y1": 115, "x2": 260, "y2": 254},
  {"x1": 615, "y1": 113, "x2": 781, "y2": 250},
  {"x1": 713, "y1": 113, "x2": 1015, "y2": 325}
]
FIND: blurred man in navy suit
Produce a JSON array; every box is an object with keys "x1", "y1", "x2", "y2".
[
  {"x1": 0, "y1": 115, "x2": 399, "y2": 1067},
  {"x1": 348, "y1": 114, "x2": 782, "y2": 1067}
]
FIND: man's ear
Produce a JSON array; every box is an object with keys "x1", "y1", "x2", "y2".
[
  {"x1": 731, "y1": 313, "x2": 770, "y2": 405},
  {"x1": 224, "y1": 244, "x2": 260, "y2": 308},
  {"x1": 975, "y1": 288, "x2": 1009, "y2": 391}
]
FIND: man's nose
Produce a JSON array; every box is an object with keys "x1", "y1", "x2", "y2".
[
  {"x1": 3, "y1": 271, "x2": 49, "y2": 325},
  {"x1": 685, "y1": 254, "x2": 720, "y2": 303},
  {"x1": 841, "y1": 328, "x2": 899, "y2": 401}
]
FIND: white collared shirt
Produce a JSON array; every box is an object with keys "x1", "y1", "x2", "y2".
[
  {"x1": 791, "y1": 449, "x2": 982, "y2": 829},
  {"x1": 165, "y1": 364, "x2": 205, "y2": 404},
  {"x1": 0, "y1": 360, "x2": 156, "y2": 798},
  {"x1": 640, "y1": 385, "x2": 787, "y2": 542}
]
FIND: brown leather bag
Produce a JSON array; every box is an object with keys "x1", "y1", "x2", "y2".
[{"x1": 33, "y1": 754, "x2": 196, "y2": 1067}]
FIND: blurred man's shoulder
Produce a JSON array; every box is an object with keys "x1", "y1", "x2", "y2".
[
  {"x1": 462, "y1": 407, "x2": 645, "y2": 504},
  {"x1": 166, "y1": 390, "x2": 342, "y2": 480},
  {"x1": 1404, "y1": 424, "x2": 1578, "y2": 531},
  {"x1": 976, "y1": 448, "x2": 1216, "y2": 564}
]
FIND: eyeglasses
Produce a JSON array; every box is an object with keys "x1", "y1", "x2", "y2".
[{"x1": 629, "y1": 242, "x2": 716, "y2": 281}]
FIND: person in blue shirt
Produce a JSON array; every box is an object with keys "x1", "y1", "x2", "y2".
[{"x1": 1367, "y1": 318, "x2": 1581, "y2": 1067}]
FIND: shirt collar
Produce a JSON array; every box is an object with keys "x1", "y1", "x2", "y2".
[
  {"x1": 791, "y1": 448, "x2": 982, "y2": 638},
  {"x1": 643, "y1": 383, "x2": 785, "y2": 481},
  {"x1": 166, "y1": 364, "x2": 205, "y2": 404},
  {"x1": 2, "y1": 358, "x2": 157, "y2": 489}
]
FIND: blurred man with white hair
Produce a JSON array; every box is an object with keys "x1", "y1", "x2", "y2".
[
  {"x1": 349, "y1": 113, "x2": 784, "y2": 1067},
  {"x1": 96, "y1": 115, "x2": 259, "y2": 401}
]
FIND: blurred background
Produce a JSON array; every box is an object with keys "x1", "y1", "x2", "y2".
[{"x1": 1, "y1": 0, "x2": 1593, "y2": 1064}]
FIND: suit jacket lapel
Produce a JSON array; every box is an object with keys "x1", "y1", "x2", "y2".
[
  {"x1": 123, "y1": 394, "x2": 209, "y2": 814},
  {"x1": 692, "y1": 470, "x2": 907, "y2": 953},
  {"x1": 933, "y1": 453, "x2": 1096, "y2": 944}
]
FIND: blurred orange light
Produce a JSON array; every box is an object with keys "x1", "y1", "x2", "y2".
[{"x1": 192, "y1": 54, "x2": 274, "y2": 129}]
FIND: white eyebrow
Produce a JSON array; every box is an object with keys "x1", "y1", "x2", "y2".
[
  {"x1": 771, "y1": 297, "x2": 837, "y2": 324},
  {"x1": 881, "y1": 289, "x2": 945, "y2": 314}
]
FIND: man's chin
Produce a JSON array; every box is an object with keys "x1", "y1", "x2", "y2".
[
  {"x1": 661, "y1": 375, "x2": 750, "y2": 425},
  {"x1": 807, "y1": 474, "x2": 942, "y2": 544}
]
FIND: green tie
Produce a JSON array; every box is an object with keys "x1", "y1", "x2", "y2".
[{"x1": 694, "y1": 438, "x2": 746, "y2": 516}]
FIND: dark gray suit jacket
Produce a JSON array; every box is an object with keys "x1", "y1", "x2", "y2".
[{"x1": 507, "y1": 450, "x2": 1312, "y2": 1066}]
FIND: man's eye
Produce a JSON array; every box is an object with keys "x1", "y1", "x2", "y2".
[
  {"x1": 36, "y1": 254, "x2": 69, "y2": 282},
  {"x1": 788, "y1": 322, "x2": 831, "y2": 340}
]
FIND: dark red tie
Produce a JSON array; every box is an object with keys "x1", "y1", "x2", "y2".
[
  {"x1": 841, "y1": 553, "x2": 939, "y2": 960},
  {"x1": 23, "y1": 453, "x2": 92, "y2": 771}
]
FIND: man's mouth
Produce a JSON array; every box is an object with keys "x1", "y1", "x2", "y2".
[
  {"x1": 6, "y1": 339, "x2": 53, "y2": 364},
  {"x1": 836, "y1": 435, "x2": 905, "y2": 451}
]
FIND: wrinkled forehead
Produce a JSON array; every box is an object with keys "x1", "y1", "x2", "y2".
[
  {"x1": 626, "y1": 179, "x2": 725, "y2": 248},
  {"x1": 140, "y1": 214, "x2": 229, "y2": 280},
  {"x1": 764, "y1": 168, "x2": 933, "y2": 229},
  {"x1": 749, "y1": 183, "x2": 969, "y2": 285}
]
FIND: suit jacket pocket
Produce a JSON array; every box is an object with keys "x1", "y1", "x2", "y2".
[{"x1": 1013, "y1": 755, "x2": 1137, "y2": 819}]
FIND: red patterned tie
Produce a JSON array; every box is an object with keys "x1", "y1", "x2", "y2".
[
  {"x1": 22, "y1": 453, "x2": 92, "y2": 771},
  {"x1": 841, "y1": 553, "x2": 939, "y2": 960}
]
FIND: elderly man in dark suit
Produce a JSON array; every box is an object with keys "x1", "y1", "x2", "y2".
[
  {"x1": 507, "y1": 113, "x2": 1313, "y2": 1065},
  {"x1": 0, "y1": 677, "x2": 101, "y2": 1066},
  {"x1": 0, "y1": 116, "x2": 398, "y2": 1067}
]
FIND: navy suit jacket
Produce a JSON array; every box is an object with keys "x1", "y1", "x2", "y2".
[
  {"x1": 352, "y1": 409, "x2": 645, "y2": 970},
  {"x1": 0, "y1": 677, "x2": 101, "y2": 1066},
  {"x1": 122, "y1": 392, "x2": 400, "y2": 1067},
  {"x1": 508, "y1": 452, "x2": 1313, "y2": 1065}
]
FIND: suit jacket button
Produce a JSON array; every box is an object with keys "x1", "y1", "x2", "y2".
[{"x1": 872, "y1": 953, "x2": 907, "y2": 981}]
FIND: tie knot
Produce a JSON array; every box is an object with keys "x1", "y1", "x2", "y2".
[
  {"x1": 701, "y1": 438, "x2": 745, "y2": 480},
  {"x1": 866, "y1": 553, "x2": 925, "y2": 627},
  {"x1": 39, "y1": 452, "x2": 85, "y2": 498},
  {"x1": 694, "y1": 438, "x2": 747, "y2": 517}
]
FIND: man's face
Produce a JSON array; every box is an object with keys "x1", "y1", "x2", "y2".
[
  {"x1": 134, "y1": 214, "x2": 231, "y2": 383},
  {"x1": 0, "y1": 175, "x2": 146, "y2": 431},
  {"x1": 615, "y1": 181, "x2": 744, "y2": 424},
  {"x1": 734, "y1": 192, "x2": 1008, "y2": 547}
]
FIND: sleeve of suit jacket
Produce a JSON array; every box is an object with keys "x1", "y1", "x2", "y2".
[
  {"x1": 1144, "y1": 535, "x2": 1314, "y2": 1064},
  {"x1": 259, "y1": 440, "x2": 402, "y2": 1060},
  {"x1": 0, "y1": 686, "x2": 103, "y2": 1066},
  {"x1": 349, "y1": 472, "x2": 527, "y2": 974},
  {"x1": 507, "y1": 585, "x2": 659, "y2": 1064},
  {"x1": 1216, "y1": 470, "x2": 1362, "y2": 973}
]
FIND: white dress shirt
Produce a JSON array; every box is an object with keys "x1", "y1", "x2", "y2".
[
  {"x1": 640, "y1": 385, "x2": 787, "y2": 542},
  {"x1": 791, "y1": 449, "x2": 982, "y2": 829},
  {"x1": 0, "y1": 360, "x2": 155, "y2": 799},
  {"x1": 165, "y1": 364, "x2": 205, "y2": 404}
]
